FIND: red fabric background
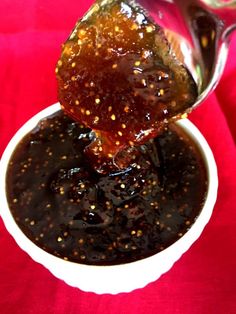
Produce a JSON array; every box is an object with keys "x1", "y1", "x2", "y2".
[{"x1": 0, "y1": 1, "x2": 236, "y2": 313}]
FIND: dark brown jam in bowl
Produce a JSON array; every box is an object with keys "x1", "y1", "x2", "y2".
[{"x1": 6, "y1": 111, "x2": 207, "y2": 265}]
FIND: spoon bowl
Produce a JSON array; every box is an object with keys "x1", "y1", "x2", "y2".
[{"x1": 136, "y1": 0, "x2": 236, "y2": 108}]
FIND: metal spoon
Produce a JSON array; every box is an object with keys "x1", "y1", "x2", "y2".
[{"x1": 136, "y1": 0, "x2": 236, "y2": 108}]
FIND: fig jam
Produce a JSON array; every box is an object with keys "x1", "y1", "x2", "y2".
[
  {"x1": 6, "y1": 111, "x2": 207, "y2": 265},
  {"x1": 56, "y1": 0, "x2": 197, "y2": 172}
]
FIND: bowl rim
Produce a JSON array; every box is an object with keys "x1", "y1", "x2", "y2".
[{"x1": 0, "y1": 103, "x2": 218, "y2": 294}]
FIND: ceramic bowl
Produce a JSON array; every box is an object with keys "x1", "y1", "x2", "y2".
[{"x1": 0, "y1": 103, "x2": 218, "y2": 294}]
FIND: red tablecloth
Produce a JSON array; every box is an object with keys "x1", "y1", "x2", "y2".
[{"x1": 0, "y1": 1, "x2": 236, "y2": 313}]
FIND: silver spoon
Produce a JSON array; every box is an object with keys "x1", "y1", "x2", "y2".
[{"x1": 136, "y1": 0, "x2": 236, "y2": 109}]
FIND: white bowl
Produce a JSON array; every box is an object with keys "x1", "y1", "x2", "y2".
[{"x1": 0, "y1": 103, "x2": 218, "y2": 294}]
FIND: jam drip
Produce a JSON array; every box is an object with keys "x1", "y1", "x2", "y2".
[{"x1": 56, "y1": 0, "x2": 198, "y2": 173}]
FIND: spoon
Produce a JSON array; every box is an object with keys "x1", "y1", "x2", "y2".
[
  {"x1": 57, "y1": 0, "x2": 235, "y2": 172},
  {"x1": 136, "y1": 0, "x2": 236, "y2": 108}
]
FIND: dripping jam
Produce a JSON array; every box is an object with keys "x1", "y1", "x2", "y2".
[{"x1": 56, "y1": 0, "x2": 197, "y2": 172}]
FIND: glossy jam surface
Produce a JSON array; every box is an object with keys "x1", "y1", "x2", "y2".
[
  {"x1": 7, "y1": 112, "x2": 207, "y2": 265},
  {"x1": 56, "y1": 0, "x2": 197, "y2": 172}
]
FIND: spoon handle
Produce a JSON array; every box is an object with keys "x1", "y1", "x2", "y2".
[{"x1": 202, "y1": 0, "x2": 236, "y2": 9}]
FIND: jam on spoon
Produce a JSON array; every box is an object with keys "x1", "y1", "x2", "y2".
[{"x1": 56, "y1": 0, "x2": 198, "y2": 173}]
